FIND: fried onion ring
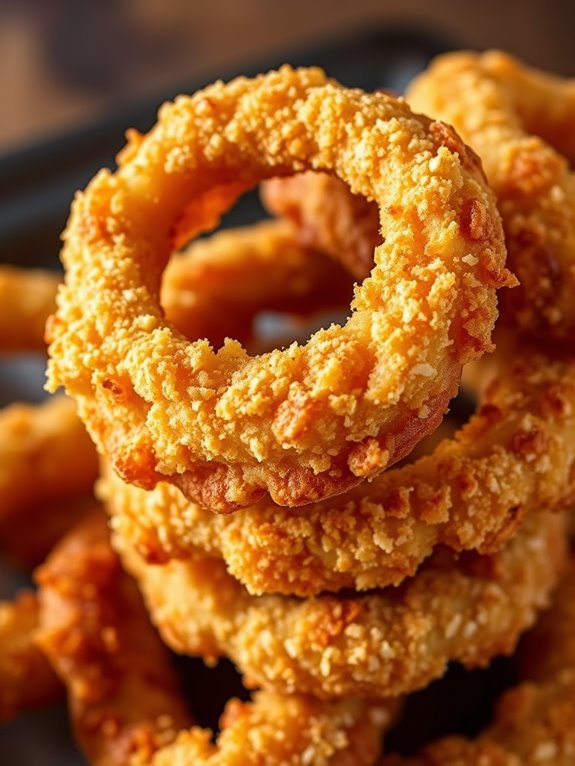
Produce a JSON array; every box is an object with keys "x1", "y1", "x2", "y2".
[
  {"x1": 407, "y1": 51, "x2": 575, "y2": 340},
  {"x1": 1, "y1": 220, "x2": 351, "y2": 354},
  {"x1": 381, "y1": 552, "x2": 575, "y2": 766},
  {"x1": 0, "y1": 396, "x2": 99, "y2": 525},
  {"x1": 114, "y1": 509, "x2": 565, "y2": 700},
  {"x1": 35, "y1": 514, "x2": 395, "y2": 765},
  {"x1": 102, "y1": 349, "x2": 575, "y2": 595},
  {"x1": 47, "y1": 66, "x2": 510, "y2": 512},
  {"x1": 261, "y1": 171, "x2": 380, "y2": 280},
  {"x1": 0, "y1": 266, "x2": 60, "y2": 353},
  {"x1": 0, "y1": 591, "x2": 62, "y2": 720}
]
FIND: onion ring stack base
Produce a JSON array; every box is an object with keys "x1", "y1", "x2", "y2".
[{"x1": 35, "y1": 514, "x2": 397, "y2": 766}]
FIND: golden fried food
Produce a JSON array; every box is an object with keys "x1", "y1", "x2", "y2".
[
  {"x1": 407, "y1": 51, "x2": 575, "y2": 341},
  {"x1": 0, "y1": 266, "x2": 60, "y2": 353},
  {"x1": 0, "y1": 591, "x2": 62, "y2": 720},
  {"x1": 0, "y1": 396, "x2": 99, "y2": 524},
  {"x1": 261, "y1": 171, "x2": 380, "y2": 279},
  {"x1": 382, "y1": 554, "x2": 575, "y2": 765},
  {"x1": 1, "y1": 221, "x2": 352, "y2": 354},
  {"x1": 115, "y1": 510, "x2": 565, "y2": 700},
  {"x1": 161, "y1": 219, "x2": 353, "y2": 348},
  {"x1": 35, "y1": 513, "x2": 193, "y2": 765},
  {"x1": 35, "y1": 514, "x2": 396, "y2": 765},
  {"x1": 46, "y1": 66, "x2": 510, "y2": 513},
  {"x1": 103, "y1": 349, "x2": 575, "y2": 595}
]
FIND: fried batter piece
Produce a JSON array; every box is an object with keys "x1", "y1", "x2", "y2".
[
  {"x1": 0, "y1": 266, "x2": 60, "y2": 353},
  {"x1": 115, "y1": 510, "x2": 566, "y2": 700},
  {"x1": 2, "y1": 220, "x2": 352, "y2": 354},
  {"x1": 35, "y1": 514, "x2": 395, "y2": 765},
  {"x1": 382, "y1": 553, "x2": 575, "y2": 765},
  {"x1": 0, "y1": 591, "x2": 62, "y2": 720},
  {"x1": 407, "y1": 51, "x2": 575, "y2": 340},
  {"x1": 103, "y1": 349, "x2": 575, "y2": 595}
]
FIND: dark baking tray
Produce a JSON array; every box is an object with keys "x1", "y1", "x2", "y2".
[{"x1": 1, "y1": 25, "x2": 516, "y2": 765}]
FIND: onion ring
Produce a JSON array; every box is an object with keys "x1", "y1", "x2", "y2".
[
  {"x1": 407, "y1": 51, "x2": 575, "y2": 340},
  {"x1": 0, "y1": 396, "x2": 99, "y2": 525},
  {"x1": 46, "y1": 66, "x2": 510, "y2": 512},
  {"x1": 35, "y1": 514, "x2": 396, "y2": 765},
  {"x1": 381, "y1": 552, "x2": 575, "y2": 766},
  {"x1": 261, "y1": 171, "x2": 380, "y2": 280},
  {"x1": 114, "y1": 509, "x2": 565, "y2": 700},
  {"x1": 0, "y1": 266, "x2": 60, "y2": 353},
  {"x1": 0, "y1": 592, "x2": 62, "y2": 720},
  {"x1": 103, "y1": 348, "x2": 575, "y2": 595},
  {"x1": 2, "y1": 220, "x2": 351, "y2": 354}
]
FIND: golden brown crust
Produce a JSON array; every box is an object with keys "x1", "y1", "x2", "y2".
[
  {"x1": 103, "y1": 349, "x2": 575, "y2": 595},
  {"x1": 407, "y1": 50, "x2": 575, "y2": 340},
  {"x1": 35, "y1": 514, "x2": 192, "y2": 766},
  {"x1": 0, "y1": 591, "x2": 62, "y2": 720},
  {"x1": 382, "y1": 556, "x2": 575, "y2": 766},
  {"x1": 46, "y1": 66, "x2": 509, "y2": 512},
  {"x1": 35, "y1": 514, "x2": 395, "y2": 766},
  {"x1": 114, "y1": 510, "x2": 566, "y2": 700}
]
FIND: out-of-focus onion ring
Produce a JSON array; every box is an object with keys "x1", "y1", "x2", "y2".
[
  {"x1": 0, "y1": 220, "x2": 352, "y2": 354},
  {"x1": 0, "y1": 266, "x2": 60, "y2": 353},
  {"x1": 261, "y1": 171, "x2": 380, "y2": 280},
  {"x1": 35, "y1": 514, "x2": 396, "y2": 766},
  {"x1": 381, "y1": 552, "x2": 575, "y2": 766},
  {"x1": 46, "y1": 65, "x2": 511, "y2": 513},
  {"x1": 407, "y1": 50, "x2": 575, "y2": 341},
  {"x1": 102, "y1": 349, "x2": 575, "y2": 595},
  {"x1": 0, "y1": 396, "x2": 99, "y2": 525},
  {"x1": 0, "y1": 591, "x2": 62, "y2": 720},
  {"x1": 114, "y1": 509, "x2": 566, "y2": 700}
]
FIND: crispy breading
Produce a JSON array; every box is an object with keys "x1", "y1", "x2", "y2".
[{"x1": 46, "y1": 66, "x2": 510, "y2": 512}]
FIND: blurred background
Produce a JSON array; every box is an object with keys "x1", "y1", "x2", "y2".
[{"x1": 1, "y1": 0, "x2": 574, "y2": 153}]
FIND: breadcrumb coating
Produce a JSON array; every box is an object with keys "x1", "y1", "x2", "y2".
[
  {"x1": 103, "y1": 349, "x2": 575, "y2": 595},
  {"x1": 114, "y1": 510, "x2": 566, "y2": 700},
  {"x1": 382, "y1": 554, "x2": 575, "y2": 765},
  {"x1": 407, "y1": 50, "x2": 575, "y2": 340},
  {"x1": 46, "y1": 66, "x2": 510, "y2": 512},
  {"x1": 35, "y1": 514, "x2": 396, "y2": 766}
]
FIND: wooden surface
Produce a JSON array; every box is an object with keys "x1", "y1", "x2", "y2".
[{"x1": 1, "y1": 0, "x2": 573, "y2": 153}]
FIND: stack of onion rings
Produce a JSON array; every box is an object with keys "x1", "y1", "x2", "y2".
[
  {"x1": 46, "y1": 65, "x2": 510, "y2": 512},
  {"x1": 35, "y1": 514, "x2": 396, "y2": 766},
  {"x1": 103, "y1": 347, "x2": 575, "y2": 595},
  {"x1": 4, "y1": 55, "x2": 575, "y2": 764}
]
